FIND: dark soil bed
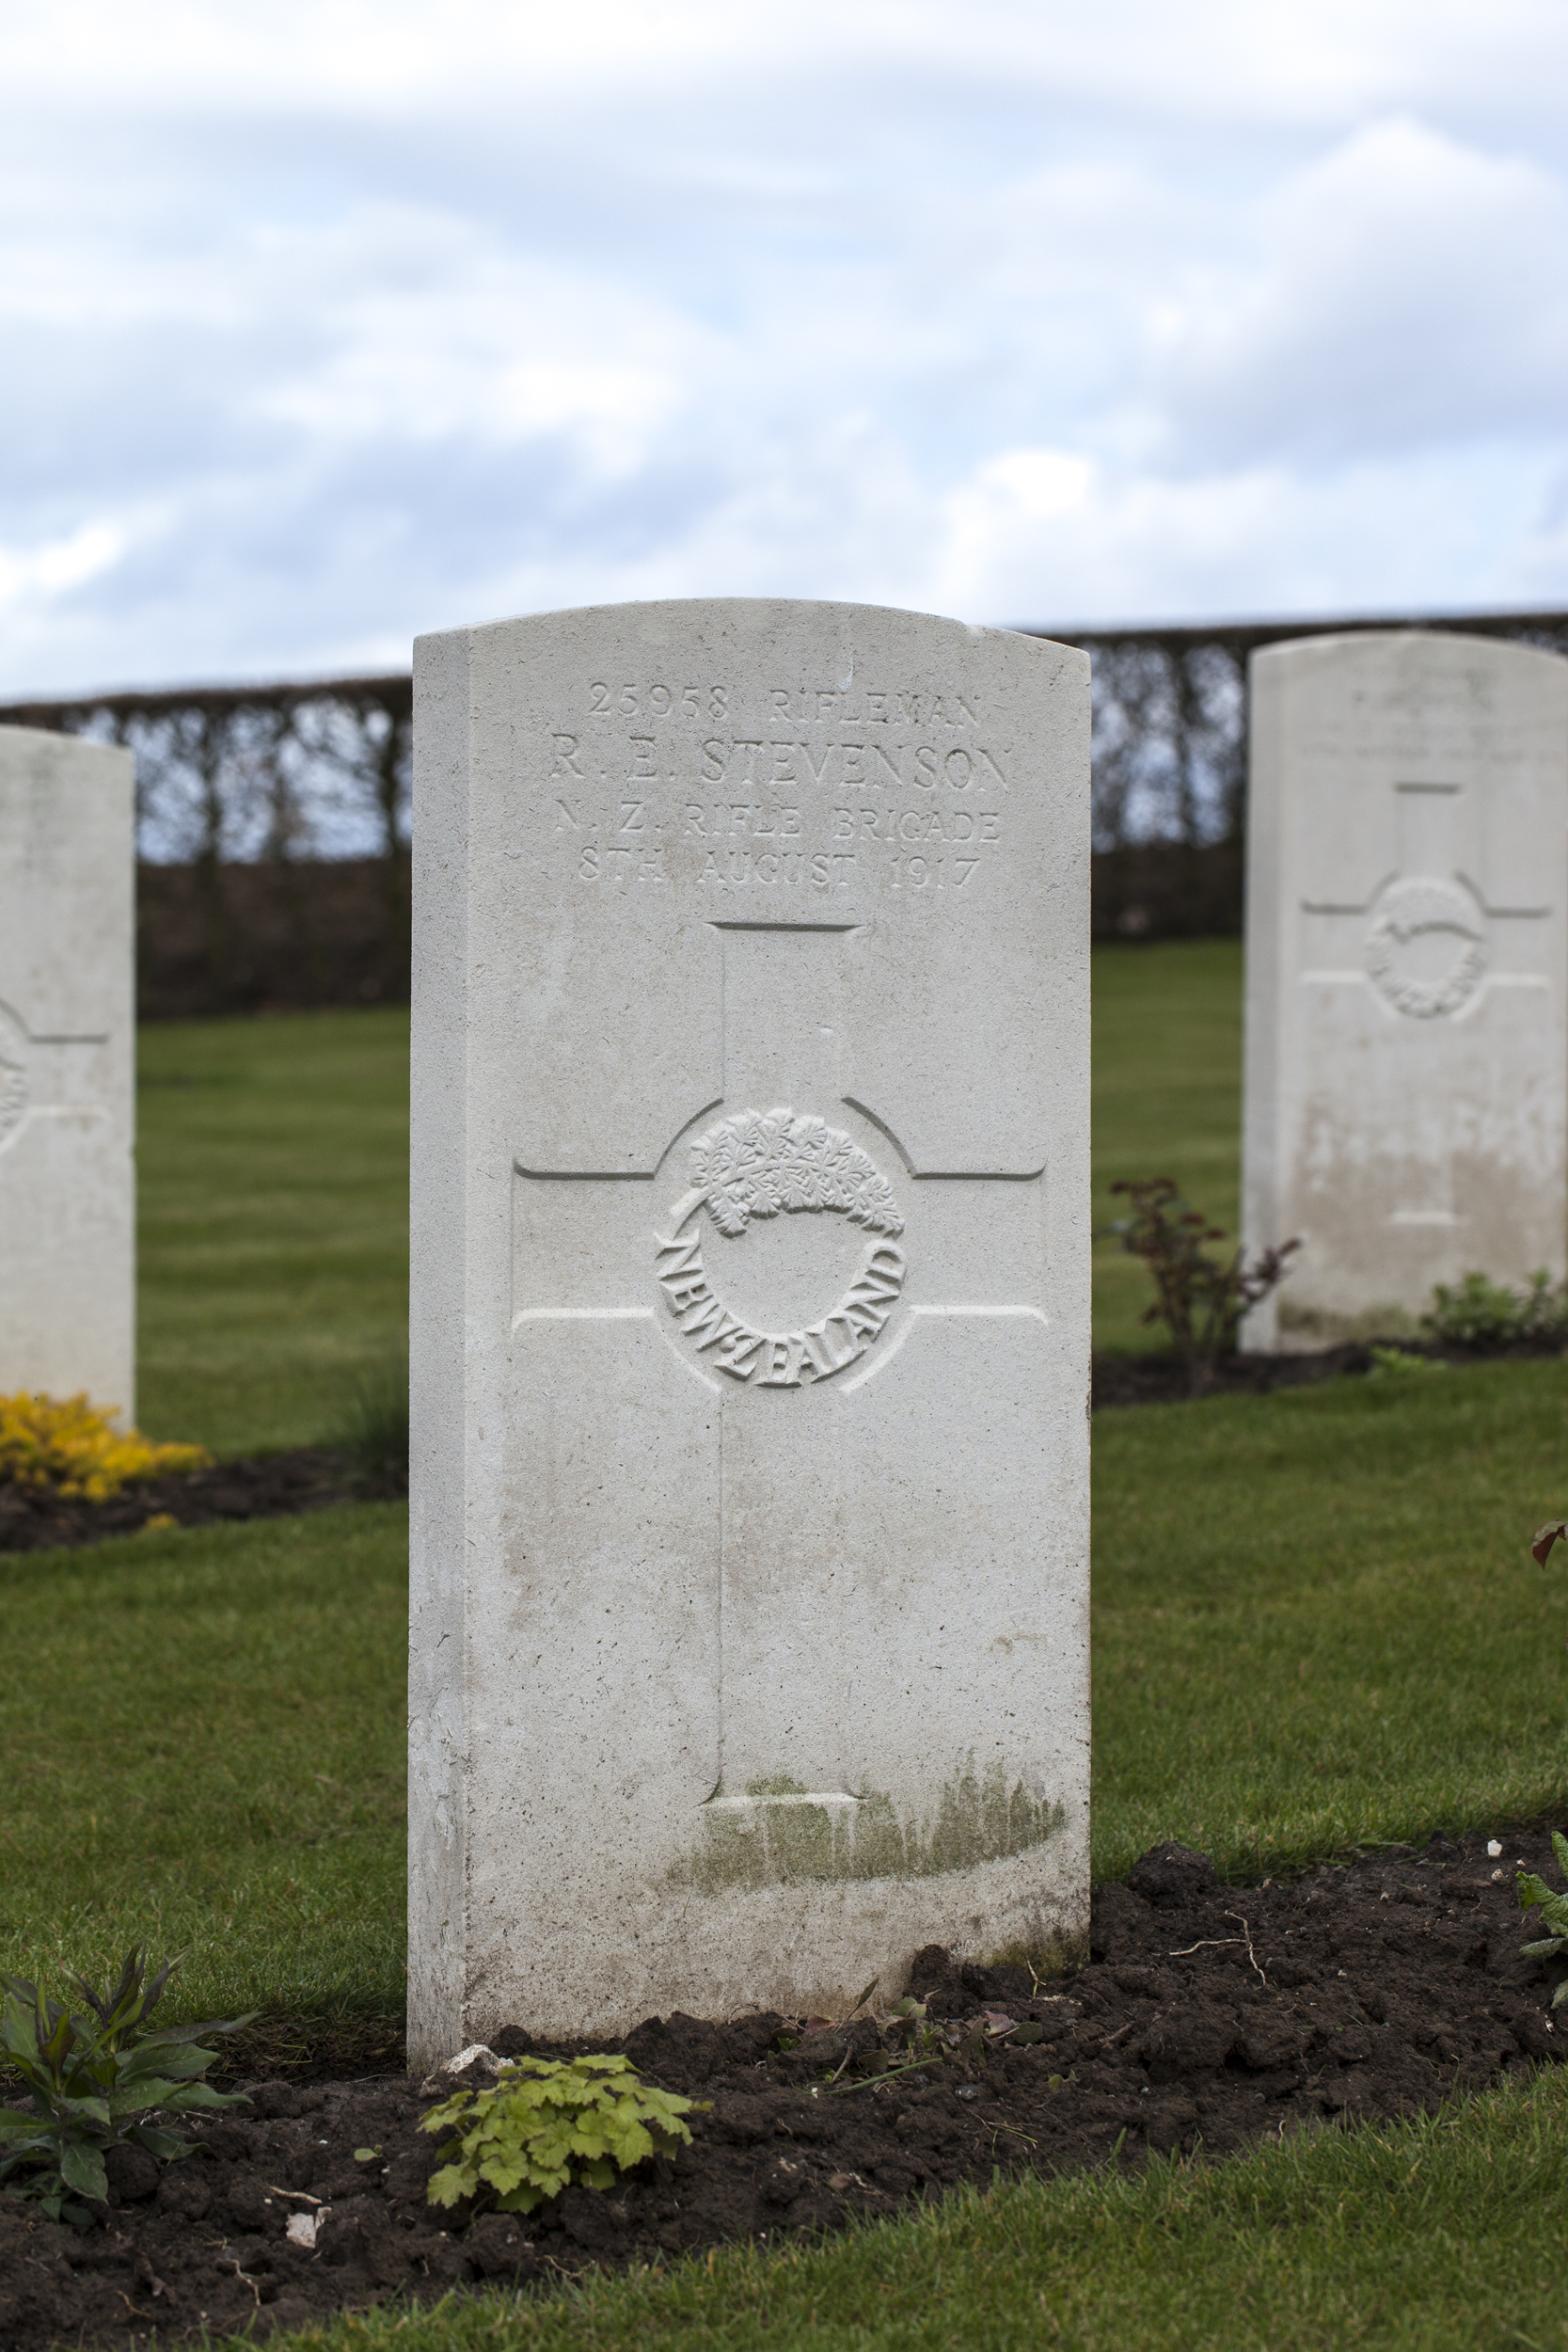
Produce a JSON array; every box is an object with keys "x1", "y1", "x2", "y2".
[
  {"x1": 0, "y1": 1449, "x2": 369, "y2": 1554},
  {"x1": 8, "y1": 1822, "x2": 1568, "y2": 2349},
  {"x1": 1090, "y1": 1337, "x2": 1568, "y2": 1409}
]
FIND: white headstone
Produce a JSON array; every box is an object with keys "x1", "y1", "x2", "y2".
[
  {"x1": 0, "y1": 727, "x2": 135, "y2": 1416},
  {"x1": 408, "y1": 598, "x2": 1090, "y2": 2058},
  {"x1": 1242, "y1": 629, "x2": 1568, "y2": 1350}
]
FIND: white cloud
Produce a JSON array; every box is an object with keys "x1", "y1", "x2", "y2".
[
  {"x1": 245, "y1": 206, "x2": 707, "y2": 472},
  {"x1": 930, "y1": 440, "x2": 1554, "y2": 627},
  {"x1": 0, "y1": 522, "x2": 124, "y2": 606},
  {"x1": 1149, "y1": 119, "x2": 1568, "y2": 465},
  {"x1": 8, "y1": 0, "x2": 1568, "y2": 133},
  {"x1": 2, "y1": 1, "x2": 1568, "y2": 691}
]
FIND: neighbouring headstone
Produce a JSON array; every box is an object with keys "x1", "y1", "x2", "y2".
[
  {"x1": 0, "y1": 726, "x2": 135, "y2": 1414},
  {"x1": 408, "y1": 598, "x2": 1090, "y2": 2058},
  {"x1": 1242, "y1": 630, "x2": 1568, "y2": 1350}
]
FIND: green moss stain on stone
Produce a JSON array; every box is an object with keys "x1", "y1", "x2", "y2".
[{"x1": 677, "y1": 1758, "x2": 1064, "y2": 1895}]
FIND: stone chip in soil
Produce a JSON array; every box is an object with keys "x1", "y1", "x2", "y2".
[{"x1": 6, "y1": 1822, "x2": 1563, "y2": 2350}]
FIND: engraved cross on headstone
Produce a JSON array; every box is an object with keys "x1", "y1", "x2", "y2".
[
  {"x1": 0, "y1": 996, "x2": 114, "y2": 1158},
  {"x1": 510, "y1": 917, "x2": 1047, "y2": 1823},
  {"x1": 1294, "y1": 778, "x2": 1553, "y2": 1228},
  {"x1": 1300, "y1": 777, "x2": 1549, "y2": 1023}
]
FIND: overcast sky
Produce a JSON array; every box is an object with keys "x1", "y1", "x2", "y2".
[{"x1": 4, "y1": 0, "x2": 1567, "y2": 693}]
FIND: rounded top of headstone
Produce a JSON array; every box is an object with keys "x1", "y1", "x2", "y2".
[
  {"x1": 1249, "y1": 627, "x2": 1568, "y2": 690},
  {"x1": 416, "y1": 596, "x2": 1090, "y2": 674}
]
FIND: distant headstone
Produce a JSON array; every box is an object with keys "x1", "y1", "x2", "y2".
[
  {"x1": 408, "y1": 599, "x2": 1090, "y2": 2058},
  {"x1": 0, "y1": 727, "x2": 135, "y2": 1413},
  {"x1": 1242, "y1": 630, "x2": 1568, "y2": 1350}
]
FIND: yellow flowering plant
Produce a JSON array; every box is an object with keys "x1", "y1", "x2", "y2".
[{"x1": 0, "y1": 1393, "x2": 210, "y2": 1503}]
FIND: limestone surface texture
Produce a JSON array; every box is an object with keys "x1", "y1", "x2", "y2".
[
  {"x1": 408, "y1": 599, "x2": 1090, "y2": 2059},
  {"x1": 1242, "y1": 630, "x2": 1568, "y2": 1350},
  {"x1": 0, "y1": 727, "x2": 135, "y2": 1416}
]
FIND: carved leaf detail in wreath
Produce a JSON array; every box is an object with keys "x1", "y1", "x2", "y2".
[{"x1": 689, "y1": 1108, "x2": 905, "y2": 1240}]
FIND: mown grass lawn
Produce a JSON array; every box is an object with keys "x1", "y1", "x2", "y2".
[
  {"x1": 0, "y1": 1504, "x2": 407, "y2": 2028},
  {"x1": 6, "y1": 950, "x2": 1564, "y2": 2350},
  {"x1": 1092, "y1": 938, "x2": 1242, "y2": 1357},
  {"x1": 136, "y1": 1007, "x2": 410, "y2": 1454},
  {"x1": 1092, "y1": 1356, "x2": 1568, "y2": 1882}
]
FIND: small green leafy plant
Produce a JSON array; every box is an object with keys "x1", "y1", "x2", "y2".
[
  {"x1": 1105, "y1": 1178, "x2": 1299, "y2": 1396},
  {"x1": 422, "y1": 2054, "x2": 701, "y2": 2215},
  {"x1": 1423, "y1": 1269, "x2": 1568, "y2": 1352},
  {"x1": 1516, "y1": 1833, "x2": 1568, "y2": 2005},
  {"x1": 0, "y1": 1947, "x2": 253, "y2": 2222}
]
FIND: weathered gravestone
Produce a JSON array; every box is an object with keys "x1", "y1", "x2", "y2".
[
  {"x1": 0, "y1": 726, "x2": 135, "y2": 1413},
  {"x1": 1242, "y1": 629, "x2": 1568, "y2": 1350},
  {"x1": 408, "y1": 599, "x2": 1089, "y2": 2058}
]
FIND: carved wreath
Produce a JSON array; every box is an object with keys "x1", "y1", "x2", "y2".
[
  {"x1": 689, "y1": 1108, "x2": 904, "y2": 1239},
  {"x1": 1363, "y1": 878, "x2": 1488, "y2": 1020}
]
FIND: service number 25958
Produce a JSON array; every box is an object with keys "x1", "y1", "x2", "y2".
[{"x1": 588, "y1": 682, "x2": 730, "y2": 720}]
